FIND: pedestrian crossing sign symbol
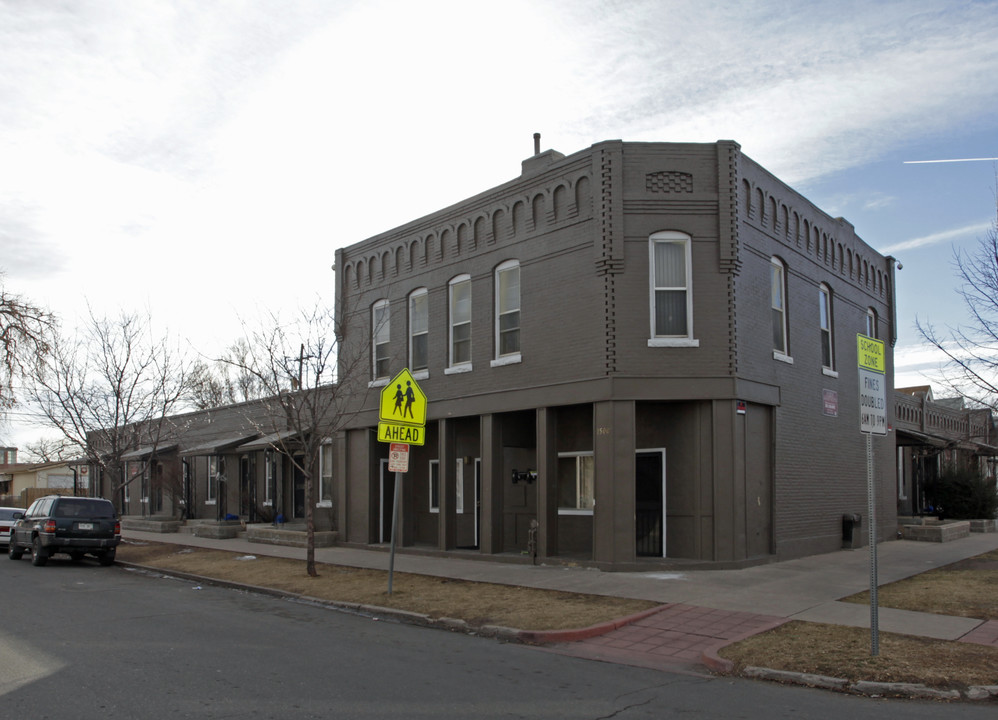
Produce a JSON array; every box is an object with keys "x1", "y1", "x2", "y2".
[{"x1": 379, "y1": 368, "x2": 427, "y2": 427}]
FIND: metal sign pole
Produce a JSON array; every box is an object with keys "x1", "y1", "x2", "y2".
[
  {"x1": 867, "y1": 432, "x2": 879, "y2": 656},
  {"x1": 387, "y1": 470, "x2": 402, "y2": 595}
]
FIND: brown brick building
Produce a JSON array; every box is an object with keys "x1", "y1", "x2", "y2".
[{"x1": 328, "y1": 139, "x2": 897, "y2": 568}]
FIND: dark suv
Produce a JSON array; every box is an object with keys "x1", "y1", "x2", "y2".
[{"x1": 8, "y1": 495, "x2": 120, "y2": 567}]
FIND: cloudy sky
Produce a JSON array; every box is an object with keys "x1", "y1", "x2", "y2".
[{"x1": 2, "y1": 0, "x2": 997, "y2": 445}]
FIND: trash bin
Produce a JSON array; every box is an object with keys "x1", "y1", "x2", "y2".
[{"x1": 842, "y1": 513, "x2": 862, "y2": 547}]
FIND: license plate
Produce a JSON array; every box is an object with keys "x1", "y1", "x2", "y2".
[{"x1": 78, "y1": 522, "x2": 94, "y2": 531}]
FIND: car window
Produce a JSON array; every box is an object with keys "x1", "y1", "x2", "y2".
[
  {"x1": 54, "y1": 499, "x2": 115, "y2": 519},
  {"x1": 0, "y1": 508, "x2": 18, "y2": 520},
  {"x1": 25, "y1": 500, "x2": 40, "y2": 518}
]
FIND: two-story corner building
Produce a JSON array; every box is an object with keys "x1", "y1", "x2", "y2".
[{"x1": 332, "y1": 138, "x2": 898, "y2": 569}]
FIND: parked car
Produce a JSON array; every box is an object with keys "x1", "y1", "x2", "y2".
[
  {"x1": 0, "y1": 506, "x2": 21, "y2": 548},
  {"x1": 8, "y1": 495, "x2": 120, "y2": 566}
]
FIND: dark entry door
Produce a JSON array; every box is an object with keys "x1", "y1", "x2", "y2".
[
  {"x1": 292, "y1": 455, "x2": 306, "y2": 519},
  {"x1": 240, "y1": 456, "x2": 255, "y2": 521},
  {"x1": 635, "y1": 451, "x2": 665, "y2": 557}
]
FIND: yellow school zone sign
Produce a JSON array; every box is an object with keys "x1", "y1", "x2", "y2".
[{"x1": 378, "y1": 368, "x2": 427, "y2": 446}]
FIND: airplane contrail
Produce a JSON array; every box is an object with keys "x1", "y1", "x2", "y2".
[{"x1": 903, "y1": 157, "x2": 998, "y2": 164}]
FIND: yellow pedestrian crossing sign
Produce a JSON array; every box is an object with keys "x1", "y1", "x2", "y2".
[{"x1": 379, "y1": 368, "x2": 427, "y2": 427}]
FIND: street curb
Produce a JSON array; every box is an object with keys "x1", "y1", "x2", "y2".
[
  {"x1": 702, "y1": 630, "x2": 998, "y2": 702},
  {"x1": 515, "y1": 604, "x2": 671, "y2": 644},
  {"x1": 115, "y1": 561, "x2": 623, "y2": 643}
]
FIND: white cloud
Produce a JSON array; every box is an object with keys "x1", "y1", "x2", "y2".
[{"x1": 882, "y1": 221, "x2": 993, "y2": 254}]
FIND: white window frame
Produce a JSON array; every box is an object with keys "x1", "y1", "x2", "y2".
[
  {"x1": 206, "y1": 455, "x2": 218, "y2": 505},
  {"x1": 429, "y1": 459, "x2": 440, "y2": 513},
  {"x1": 263, "y1": 450, "x2": 276, "y2": 507},
  {"x1": 408, "y1": 289, "x2": 428, "y2": 375},
  {"x1": 317, "y1": 440, "x2": 333, "y2": 508},
  {"x1": 140, "y1": 464, "x2": 149, "y2": 505},
  {"x1": 181, "y1": 460, "x2": 190, "y2": 506},
  {"x1": 446, "y1": 275, "x2": 473, "y2": 374},
  {"x1": 771, "y1": 257, "x2": 793, "y2": 363},
  {"x1": 371, "y1": 299, "x2": 391, "y2": 385},
  {"x1": 819, "y1": 283, "x2": 837, "y2": 376},
  {"x1": 455, "y1": 458, "x2": 465, "y2": 513},
  {"x1": 557, "y1": 452, "x2": 595, "y2": 515},
  {"x1": 648, "y1": 231, "x2": 699, "y2": 347},
  {"x1": 491, "y1": 260, "x2": 521, "y2": 366}
]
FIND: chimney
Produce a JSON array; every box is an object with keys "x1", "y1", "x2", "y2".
[{"x1": 521, "y1": 132, "x2": 565, "y2": 176}]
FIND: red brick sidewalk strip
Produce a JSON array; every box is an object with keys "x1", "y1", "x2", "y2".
[
  {"x1": 526, "y1": 603, "x2": 787, "y2": 673},
  {"x1": 959, "y1": 619, "x2": 998, "y2": 647}
]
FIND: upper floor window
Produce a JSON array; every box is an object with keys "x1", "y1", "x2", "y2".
[
  {"x1": 771, "y1": 257, "x2": 791, "y2": 361},
  {"x1": 819, "y1": 283, "x2": 835, "y2": 372},
  {"x1": 648, "y1": 231, "x2": 698, "y2": 347},
  {"x1": 448, "y1": 275, "x2": 472, "y2": 371},
  {"x1": 493, "y1": 260, "x2": 521, "y2": 364},
  {"x1": 372, "y1": 299, "x2": 390, "y2": 380},
  {"x1": 866, "y1": 307, "x2": 878, "y2": 339},
  {"x1": 408, "y1": 289, "x2": 428, "y2": 372}
]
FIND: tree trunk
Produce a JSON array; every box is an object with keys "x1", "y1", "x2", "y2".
[{"x1": 305, "y1": 470, "x2": 317, "y2": 577}]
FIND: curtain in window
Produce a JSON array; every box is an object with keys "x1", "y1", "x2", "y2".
[{"x1": 654, "y1": 242, "x2": 687, "y2": 336}]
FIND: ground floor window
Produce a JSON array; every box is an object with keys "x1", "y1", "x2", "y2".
[{"x1": 557, "y1": 452, "x2": 594, "y2": 513}]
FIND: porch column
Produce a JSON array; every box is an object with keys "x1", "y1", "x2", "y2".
[
  {"x1": 593, "y1": 399, "x2": 636, "y2": 564},
  {"x1": 536, "y1": 407, "x2": 558, "y2": 558},
  {"x1": 479, "y1": 414, "x2": 502, "y2": 554},
  {"x1": 437, "y1": 418, "x2": 457, "y2": 550},
  {"x1": 335, "y1": 430, "x2": 348, "y2": 540}
]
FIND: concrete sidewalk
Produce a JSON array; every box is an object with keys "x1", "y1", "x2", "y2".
[{"x1": 121, "y1": 529, "x2": 998, "y2": 675}]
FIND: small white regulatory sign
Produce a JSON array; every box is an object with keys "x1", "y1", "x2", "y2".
[{"x1": 388, "y1": 443, "x2": 410, "y2": 473}]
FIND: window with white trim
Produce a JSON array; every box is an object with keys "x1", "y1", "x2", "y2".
[
  {"x1": 866, "y1": 307, "x2": 878, "y2": 339},
  {"x1": 449, "y1": 275, "x2": 472, "y2": 371},
  {"x1": 493, "y1": 260, "x2": 520, "y2": 363},
  {"x1": 819, "y1": 283, "x2": 835, "y2": 371},
  {"x1": 140, "y1": 463, "x2": 149, "y2": 504},
  {"x1": 558, "y1": 452, "x2": 595, "y2": 513},
  {"x1": 771, "y1": 257, "x2": 790, "y2": 360},
  {"x1": 264, "y1": 450, "x2": 277, "y2": 507},
  {"x1": 429, "y1": 459, "x2": 439, "y2": 513},
  {"x1": 207, "y1": 455, "x2": 219, "y2": 505},
  {"x1": 372, "y1": 299, "x2": 390, "y2": 380},
  {"x1": 455, "y1": 458, "x2": 465, "y2": 513},
  {"x1": 409, "y1": 289, "x2": 428, "y2": 372},
  {"x1": 318, "y1": 441, "x2": 333, "y2": 507},
  {"x1": 648, "y1": 231, "x2": 697, "y2": 346}
]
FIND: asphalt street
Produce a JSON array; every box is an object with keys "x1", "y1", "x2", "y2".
[{"x1": 2, "y1": 555, "x2": 995, "y2": 719}]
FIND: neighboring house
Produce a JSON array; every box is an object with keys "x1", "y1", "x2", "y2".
[
  {"x1": 86, "y1": 396, "x2": 336, "y2": 532},
  {"x1": 331, "y1": 138, "x2": 899, "y2": 568},
  {"x1": 894, "y1": 386, "x2": 998, "y2": 516},
  {"x1": 0, "y1": 459, "x2": 89, "y2": 507}
]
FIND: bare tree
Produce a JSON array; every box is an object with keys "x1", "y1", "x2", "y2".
[
  {"x1": 22, "y1": 436, "x2": 82, "y2": 463},
  {"x1": 226, "y1": 302, "x2": 364, "y2": 577},
  {"x1": 0, "y1": 273, "x2": 54, "y2": 412},
  {"x1": 916, "y1": 188, "x2": 998, "y2": 410},
  {"x1": 27, "y1": 308, "x2": 190, "y2": 508},
  {"x1": 186, "y1": 339, "x2": 265, "y2": 410}
]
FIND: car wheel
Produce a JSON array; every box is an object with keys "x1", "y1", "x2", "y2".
[
  {"x1": 98, "y1": 549, "x2": 116, "y2": 566},
  {"x1": 8, "y1": 540, "x2": 23, "y2": 560},
  {"x1": 31, "y1": 537, "x2": 48, "y2": 567}
]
